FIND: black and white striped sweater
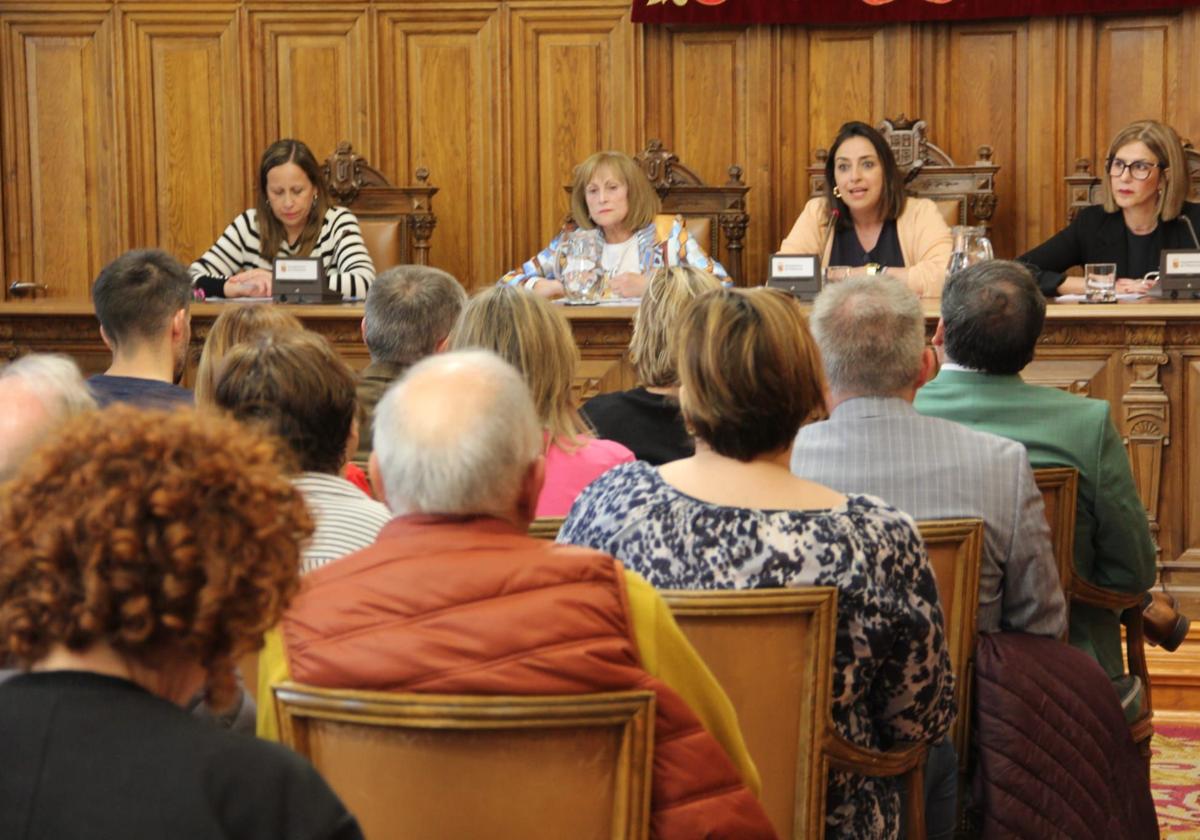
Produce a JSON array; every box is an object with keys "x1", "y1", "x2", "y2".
[{"x1": 189, "y1": 206, "x2": 376, "y2": 298}]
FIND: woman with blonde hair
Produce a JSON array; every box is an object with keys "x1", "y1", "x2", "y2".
[
  {"x1": 499, "y1": 150, "x2": 725, "y2": 298},
  {"x1": 560, "y1": 287, "x2": 954, "y2": 839},
  {"x1": 582, "y1": 265, "x2": 722, "y2": 464},
  {"x1": 194, "y1": 304, "x2": 303, "y2": 406},
  {"x1": 448, "y1": 285, "x2": 633, "y2": 516},
  {"x1": 1019, "y1": 119, "x2": 1199, "y2": 296}
]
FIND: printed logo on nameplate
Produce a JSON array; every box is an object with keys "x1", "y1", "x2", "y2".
[
  {"x1": 1165, "y1": 253, "x2": 1200, "y2": 274},
  {"x1": 275, "y1": 259, "x2": 320, "y2": 280},
  {"x1": 771, "y1": 255, "x2": 817, "y2": 279}
]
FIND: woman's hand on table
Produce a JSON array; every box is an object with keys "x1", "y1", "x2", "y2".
[
  {"x1": 224, "y1": 269, "x2": 272, "y2": 298},
  {"x1": 1116, "y1": 277, "x2": 1156, "y2": 295},
  {"x1": 609, "y1": 272, "x2": 647, "y2": 298},
  {"x1": 532, "y1": 279, "x2": 565, "y2": 300}
]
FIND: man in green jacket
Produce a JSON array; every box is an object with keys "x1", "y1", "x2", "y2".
[{"x1": 915, "y1": 259, "x2": 1157, "y2": 717}]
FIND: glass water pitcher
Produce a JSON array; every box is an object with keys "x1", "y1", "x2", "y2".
[{"x1": 947, "y1": 226, "x2": 994, "y2": 277}]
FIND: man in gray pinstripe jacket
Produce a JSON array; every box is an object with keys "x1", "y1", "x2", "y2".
[{"x1": 791, "y1": 276, "x2": 1067, "y2": 639}]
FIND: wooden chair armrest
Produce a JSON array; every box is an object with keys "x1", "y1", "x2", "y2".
[
  {"x1": 1069, "y1": 577, "x2": 1145, "y2": 612},
  {"x1": 824, "y1": 733, "x2": 927, "y2": 839}
]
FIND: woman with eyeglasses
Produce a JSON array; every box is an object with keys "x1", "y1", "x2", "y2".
[{"x1": 1019, "y1": 120, "x2": 1200, "y2": 296}]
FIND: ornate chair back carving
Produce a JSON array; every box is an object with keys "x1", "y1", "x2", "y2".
[
  {"x1": 321, "y1": 141, "x2": 438, "y2": 272},
  {"x1": 274, "y1": 683, "x2": 654, "y2": 840},
  {"x1": 807, "y1": 116, "x2": 999, "y2": 230},
  {"x1": 1066, "y1": 144, "x2": 1200, "y2": 222}
]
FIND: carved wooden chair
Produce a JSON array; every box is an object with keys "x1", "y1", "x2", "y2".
[
  {"x1": 808, "y1": 116, "x2": 999, "y2": 231},
  {"x1": 321, "y1": 142, "x2": 438, "y2": 273},
  {"x1": 914, "y1": 518, "x2": 984, "y2": 775},
  {"x1": 274, "y1": 683, "x2": 654, "y2": 840},
  {"x1": 1033, "y1": 466, "x2": 1154, "y2": 769},
  {"x1": 661, "y1": 587, "x2": 926, "y2": 840},
  {"x1": 1066, "y1": 144, "x2": 1200, "y2": 222},
  {"x1": 564, "y1": 140, "x2": 750, "y2": 283}
]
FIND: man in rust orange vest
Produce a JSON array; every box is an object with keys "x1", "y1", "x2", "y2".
[{"x1": 258, "y1": 349, "x2": 776, "y2": 839}]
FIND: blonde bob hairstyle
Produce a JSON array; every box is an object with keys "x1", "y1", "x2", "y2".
[
  {"x1": 569, "y1": 151, "x2": 661, "y2": 234},
  {"x1": 194, "y1": 304, "x2": 304, "y2": 407},
  {"x1": 630, "y1": 266, "x2": 723, "y2": 388},
  {"x1": 677, "y1": 287, "x2": 827, "y2": 462},
  {"x1": 1100, "y1": 119, "x2": 1189, "y2": 221},
  {"x1": 448, "y1": 285, "x2": 590, "y2": 448}
]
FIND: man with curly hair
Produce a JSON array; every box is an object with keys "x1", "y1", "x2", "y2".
[{"x1": 0, "y1": 406, "x2": 363, "y2": 839}]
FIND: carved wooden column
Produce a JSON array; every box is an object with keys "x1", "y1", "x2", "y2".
[{"x1": 1122, "y1": 322, "x2": 1169, "y2": 561}]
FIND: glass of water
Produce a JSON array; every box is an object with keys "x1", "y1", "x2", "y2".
[{"x1": 1084, "y1": 263, "x2": 1117, "y2": 303}]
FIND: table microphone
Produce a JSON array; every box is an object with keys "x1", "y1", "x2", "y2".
[
  {"x1": 1182, "y1": 214, "x2": 1200, "y2": 249},
  {"x1": 819, "y1": 206, "x2": 840, "y2": 262}
]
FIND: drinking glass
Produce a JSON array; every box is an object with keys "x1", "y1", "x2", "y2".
[
  {"x1": 1084, "y1": 263, "x2": 1117, "y2": 303},
  {"x1": 555, "y1": 230, "x2": 606, "y2": 303}
]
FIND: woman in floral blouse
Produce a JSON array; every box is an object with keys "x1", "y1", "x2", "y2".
[{"x1": 559, "y1": 287, "x2": 955, "y2": 839}]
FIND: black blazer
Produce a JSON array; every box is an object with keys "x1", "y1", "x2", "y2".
[{"x1": 1018, "y1": 201, "x2": 1200, "y2": 296}]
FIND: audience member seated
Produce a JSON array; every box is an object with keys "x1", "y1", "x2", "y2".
[
  {"x1": 0, "y1": 407, "x2": 363, "y2": 840},
  {"x1": 792, "y1": 277, "x2": 1066, "y2": 638},
  {"x1": 559, "y1": 287, "x2": 955, "y2": 839},
  {"x1": 1019, "y1": 119, "x2": 1200, "y2": 297},
  {"x1": 213, "y1": 332, "x2": 391, "y2": 575},
  {"x1": 89, "y1": 249, "x2": 194, "y2": 409},
  {"x1": 915, "y1": 260, "x2": 1157, "y2": 716},
  {"x1": 581, "y1": 266, "x2": 721, "y2": 465},
  {"x1": 357, "y1": 264, "x2": 466, "y2": 461},
  {"x1": 448, "y1": 285, "x2": 634, "y2": 516},
  {"x1": 499, "y1": 150, "x2": 726, "y2": 299},
  {"x1": 0, "y1": 354, "x2": 95, "y2": 483},
  {"x1": 779, "y1": 121, "x2": 952, "y2": 298},
  {"x1": 193, "y1": 304, "x2": 303, "y2": 406},
  {"x1": 256, "y1": 350, "x2": 776, "y2": 839},
  {"x1": 189, "y1": 139, "x2": 375, "y2": 299}
]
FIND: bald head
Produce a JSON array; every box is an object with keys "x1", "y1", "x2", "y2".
[
  {"x1": 372, "y1": 350, "x2": 542, "y2": 518},
  {"x1": 0, "y1": 354, "x2": 97, "y2": 482}
]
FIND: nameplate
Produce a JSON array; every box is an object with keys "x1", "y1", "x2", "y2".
[
  {"x1": 273, "y1": 257, "x2": 341, "y2": 304},
  {"x1": 767, "y1": 253, "x2": 820, "y2": 300},
  {"x1": 1160, "y1": 250, "x2": 1200, "y2": 295}
]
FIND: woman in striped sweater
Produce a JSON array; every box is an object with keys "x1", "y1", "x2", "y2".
[{"x1": 189, "y1": 139, "x2": 376, "y2": 299}]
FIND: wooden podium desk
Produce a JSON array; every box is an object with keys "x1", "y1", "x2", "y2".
[{"x1": 0, "y1": 296, "x2": 1197, "y2": 603}]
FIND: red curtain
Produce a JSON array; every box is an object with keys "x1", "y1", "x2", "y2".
[{"x1": 632, "y1": 0, "x2": 1200, "y2": 26}]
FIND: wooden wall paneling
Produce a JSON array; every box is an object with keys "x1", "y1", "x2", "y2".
[
  {"x1": 1094, "y1": 15, "x2": 1176, "y2": 159},
  {"x1": 507, "y1": 3, "x2": 642, "y2": 272},
  {"x1": 775, "y1": 26, "x2": 809, "y2": 257},
  {"x1": 943, "y1": 23, "x2": 1026, "y2": 259},
  {"x1": 120, "y1": 5, "x2": 244, "y2": 267},
  {"x1": 0, "y1": 6, "x2": 120, "y2": 298},
  {"x1": 1018, "y1": 18, "x2": 1068, "y2": 255},
  {"x1": 806, "y1": 27, "x2": 886, "y2": 154},
  {"x1": 1175, "y1": 10, "x2": 1200, "y2": 147},
  {"x1": 376, "y1": 4, "x2": 503, "y2": 289},
  {"x1": 1174, "y1": 352, "x2": 1200, "y2": 582},
  {"x1": 246, "y1": 4, "x2": 372, "y2": 177}
]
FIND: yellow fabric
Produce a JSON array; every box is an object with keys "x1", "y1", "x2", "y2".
[
  {"x1": 256, "y1": 570, "x2": 761, "y2": 796},
  {"x1": 778, "y1": 195, "x2": 953, "y2": 298}
]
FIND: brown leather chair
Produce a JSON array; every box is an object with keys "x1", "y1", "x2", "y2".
[
  {"x1": 321, "y1": 141, "x2": 439, "y2": 273},
  {"x1": 274, "y1": 683, "x2": 654, "y2": 840},
  {"x1": 808, "y1": 115, "x2": 999, "y2": 231},
  {"x1": 915, "y1": 518, "x2": 984, "y2": 774},
  {"x1": 661, "y1": 587, "x2": 926, "y2": 840},
  {"x1": 1033, "y1": 466, "x2": 1154, "y2": 769}
]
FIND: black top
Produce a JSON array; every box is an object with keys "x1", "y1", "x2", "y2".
[
  {"x1": 88, "y1": 374, "x2": 194, "y2": 409},
  {"x1": 0, "y1": 671, "x2": 362, "y2": 840},
  {"x1": 581, "y1": 387, "x2": 693, "y2": 466},
  {"x1": 829, "y1": 219, "x2": 905, "y2": 270},
  {"x1": 1018, "y1": 201, "x2": 1200, "y2": 296}
]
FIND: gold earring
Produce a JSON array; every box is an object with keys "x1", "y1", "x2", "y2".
[{"x1": 833, "y1": 186, "x2": 842, "y2": 199}]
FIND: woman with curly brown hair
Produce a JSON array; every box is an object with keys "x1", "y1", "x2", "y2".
[{"x1": 0, "y1": 406, "x2": 363, "y2": 839}]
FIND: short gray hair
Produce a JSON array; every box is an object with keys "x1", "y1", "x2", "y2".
[
  {"x1": 811, "y1": 277, "x2": 925, "y2": 397},
  {"x1": 0, "y1": 354, "x2": 96, "y2": 481},
  {"x1": 373, "y1": 350, "x2": 542, "y2": 516},
  {"x1": 364, "y1": 265, "x2": 467, "y2": 365}
]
